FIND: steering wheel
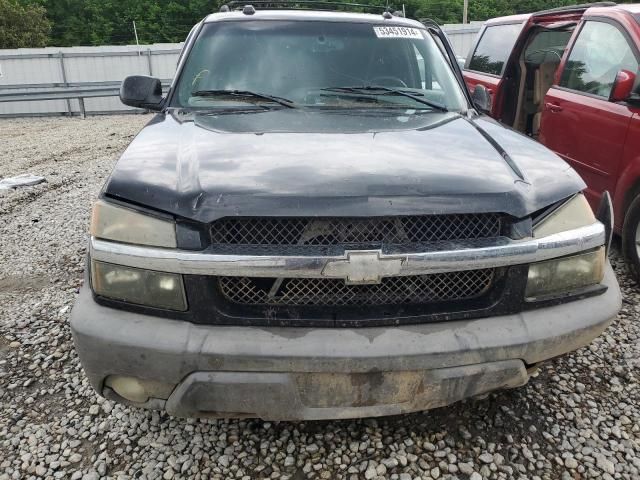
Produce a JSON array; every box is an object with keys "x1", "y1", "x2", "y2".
[{"x1": 368, "y1": 76, "x2": 408, "y2": 88}]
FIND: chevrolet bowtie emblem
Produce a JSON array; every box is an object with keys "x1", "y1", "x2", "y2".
[{"x1": 321, "y1": 250, "x2": 404, "y2": 285}]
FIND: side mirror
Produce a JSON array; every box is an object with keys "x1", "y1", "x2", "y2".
[
  {"x1": 472, "y1": 84, "x2": 492, "y2": 113},
  {"x1": 609, "y1": 69, "x2": 636, "y2": 102},
  {"x1": 120, "y1": 75, "x2": 164, "y2": 111}
]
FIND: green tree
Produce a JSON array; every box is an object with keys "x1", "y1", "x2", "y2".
[
  {"x1": 0, "y1": 0, "x2": 51, "y2": 48},
  {"x1": 20, "y1": 0, "x2": 639, "y2": 47},
  {"x1": 37, "y1": 0, "x2": 220, "y2": 46}
]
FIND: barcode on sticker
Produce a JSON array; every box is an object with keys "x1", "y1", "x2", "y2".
[{"x1": 373, "y1": 26, "x2": 423, "y2": 39}]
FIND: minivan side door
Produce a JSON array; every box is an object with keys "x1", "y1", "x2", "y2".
[
  {"x1": 539, "y1": 19, "x2": 640, "y2": 210},
  {"x1": 464, "y1": 22, "x2": 524, "y2": 116}
]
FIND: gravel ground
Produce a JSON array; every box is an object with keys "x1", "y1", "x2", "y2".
[{"x1": 0, "y1": 115, "x2": 639, "y2": 480}]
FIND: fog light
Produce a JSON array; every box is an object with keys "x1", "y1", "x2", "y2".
[
  {"x1": 106, "y1": 376, "x2": 149, "y2": 403},
  {"x1": 91, "y1": 260, "x2": 187, "y2": 311},
  {"x1": 104, "y1": 376, "x2": 175, "y2": 403},
  {"x1": 525, "y1": 248, "x2": 605, "y2": 300}
]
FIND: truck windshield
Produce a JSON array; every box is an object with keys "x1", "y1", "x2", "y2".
[{"x1": 172, "y1": 20, "x2": 468, "y2": 112}]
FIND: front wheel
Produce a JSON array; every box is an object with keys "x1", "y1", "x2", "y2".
[{"x1": 621, "y1": 194, "x2": 640, "y2": 283}]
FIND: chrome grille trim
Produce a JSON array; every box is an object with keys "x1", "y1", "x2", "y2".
[
  {"x1": 218, "y1": 269, "x2": 495, "y2": 306},
  {"x1": 90, "y1": 222, "x2": 605, "y2": 278},
  {"x1": 210, "y1": 214, "x2": 502, "y2": 246}
]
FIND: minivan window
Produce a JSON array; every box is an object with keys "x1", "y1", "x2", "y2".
[
  {"x1": 468, "y1": 23, "x2": 523, "y2": 76},
  {"x1": 172, "y1": 20, "x2": 468, "y2": 111},
  {"x1": 560, "y1": 21, "x2": 639, "y2": 98}
]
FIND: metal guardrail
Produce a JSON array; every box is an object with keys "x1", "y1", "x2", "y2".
[
  {"x1": 0, "y1": 80, "x2": 172, "y2": 118},
  {"x1": 0, "y1": 49, "x2": 181, "y2": 61}
]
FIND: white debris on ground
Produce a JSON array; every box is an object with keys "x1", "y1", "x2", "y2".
[
  {"x1": 0, "y1": 174, "x2": 46, "y2": 190},
  {"x1": 0, "y1": 115, "x2": 639, "y2": 480}
]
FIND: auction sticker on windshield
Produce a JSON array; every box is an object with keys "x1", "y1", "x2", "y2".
[{"x1": 373, "y1": 26, "x2": 423, "y2": 39}]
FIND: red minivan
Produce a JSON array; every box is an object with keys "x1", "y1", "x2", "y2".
[{"x1": 463, "y1": 3, "x2": 640, "y2": 279}]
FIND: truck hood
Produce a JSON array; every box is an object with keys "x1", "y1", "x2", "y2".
[{"x1": 104, "y1": 109, "x2": 585, "y2": 222}]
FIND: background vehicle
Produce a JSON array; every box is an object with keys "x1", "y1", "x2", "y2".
[{"x1": 462, "y1": 3, "x2": 640, "y2": 280}]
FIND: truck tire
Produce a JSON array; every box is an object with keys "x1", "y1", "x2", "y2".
[{"x1": 622, "y1": 194, "x2": 640, "y2": 283}]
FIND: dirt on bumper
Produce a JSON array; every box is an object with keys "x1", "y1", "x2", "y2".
[{"x1": 157, "y1": 361, "x2": 528, "y2": 420}]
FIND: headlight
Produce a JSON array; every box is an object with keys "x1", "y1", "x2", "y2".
[
  {"x1": 526, "y1": 194, "x2": 604, "y2": 299},
  {"x1": 90, "y1": 199, "x2": 176, "y2": 248},
  {"x1": 533, "y1": 193, "x2": 595, "y2": 237},
  {"x1": 91, "y1": 260, "x2": 187, "y2": 311}
]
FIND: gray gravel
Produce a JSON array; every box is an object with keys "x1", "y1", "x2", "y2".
[{"x1": 1, "y1": 115, "x2": 639, "y2": 480}]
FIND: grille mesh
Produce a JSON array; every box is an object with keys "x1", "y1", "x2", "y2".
[
  {"x1": 211, "y1": 215, "x2": 502, "y2": 246},
  {"x1": 218, "y1": 269, "x2": 494, "y2": 306}
]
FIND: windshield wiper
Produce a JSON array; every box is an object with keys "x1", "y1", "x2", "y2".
[
  {"x1": 191, "y1": 89, "x2": 296, "y2": 108},
  {"x1": 319, "y1": 86, "x2": 448, "y2": 112}
]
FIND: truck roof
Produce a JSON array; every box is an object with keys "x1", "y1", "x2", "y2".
[{"x1": 204, "y1": 9, "x2": 426, "y2": 28}]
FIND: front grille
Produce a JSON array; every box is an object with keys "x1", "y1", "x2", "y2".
[
  {"x1": 218, "y1": 269, "x2": 494, "y2": 306},
  {"x1": 210, "y1": 214, "x2": 502, "y2": 246}
]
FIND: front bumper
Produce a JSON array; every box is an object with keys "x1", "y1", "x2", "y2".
[{"x1": 71, "y1": 263, "x2": 620, "y2": 421}]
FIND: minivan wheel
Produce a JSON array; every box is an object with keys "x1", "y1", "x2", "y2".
[{"x1": 622, "y1": 194, "x2": 640, "y2": 283}]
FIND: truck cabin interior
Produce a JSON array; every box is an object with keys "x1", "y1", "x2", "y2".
[{"x1": 500, "y1": 22, "x2": 576, "y2": 137}]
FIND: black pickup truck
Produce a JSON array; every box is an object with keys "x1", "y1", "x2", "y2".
[{"x1": 71, "y1": 4, "x2": 621, "y2": 420}]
